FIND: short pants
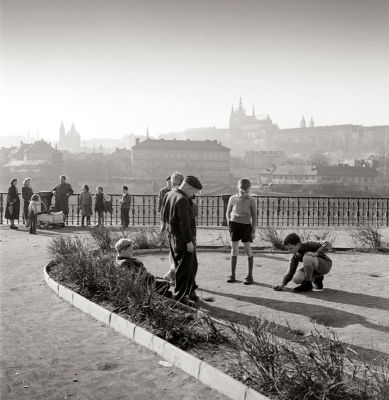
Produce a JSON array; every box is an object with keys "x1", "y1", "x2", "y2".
[{"x1": 229, "y1": 221, "x2": 252, "y2": 243}]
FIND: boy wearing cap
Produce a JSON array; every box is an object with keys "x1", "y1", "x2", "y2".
[
  {"x1": 115, "y1": 238, "x2": 171, "y2": 297},
  {"x1": 162, "y1": 175, "x2": 202, "y2": 304},
  {"x1": 120, "y1": 186, "x2": 131, "y2": 228},
  {"x1": 226, "y1": 178, "x2": 257, "y2": 285}
]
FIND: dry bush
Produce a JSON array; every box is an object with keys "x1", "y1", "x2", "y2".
[
  {"x1": 348, "y1": 225, "x2": 389, "y2": 253},
  {"x1": 257, "y1": 226, "x2": 286, "y2": 250},
  {"x1": 47, "y1": 236, "x2": 221, "y2": 349},
  {"x1": 227, "y1": 317, "x2": 389, "y2": 399},
  {"x1": 218, "y1": 230, "x2": 231, "y2": 247},
  {"x1": 296, "y1": 228, "x2": 338, "y2": 246}
]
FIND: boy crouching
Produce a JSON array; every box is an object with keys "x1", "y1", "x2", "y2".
[
  {"x1": 115, "y1": 238, "x2": 172, "y2": 297},
  {"x1": 273, "y1": 233, "x2": 332, "y2": 292}
]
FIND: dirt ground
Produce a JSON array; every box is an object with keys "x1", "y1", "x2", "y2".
[
  {"x1": 0, "y1": 225, "x2": 228, "y2": 400},
  {"x1": 1, "y1": 223, "x2": 388, "y2": 400}
]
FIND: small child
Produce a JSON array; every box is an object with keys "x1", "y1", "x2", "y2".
[
  {"x1": 273, "y1": 233, "x2": 333, "y2": 292},
  {"x1": 226, "y1": 178, "x2": 257, "y2": 285},
  {"x1": 94, "y1": 186, "x2": 105, "y2": 227},
  {"x1": 115, "y1": 239, "x2": 171, "y2": 297},
  {"x1": 28, "y1": 194, "x2": 42, "y2": 234},
  {"x1": 80, "y1": 184, "x2": 93, "y2": 227}
]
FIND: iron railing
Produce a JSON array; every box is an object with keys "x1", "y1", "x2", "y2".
[{"x1": 1, "y1": 193, "x2": 388, "y2": 227}]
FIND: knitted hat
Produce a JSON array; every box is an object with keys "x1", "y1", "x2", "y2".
[
  {"x1": 115, "y1": 238, "x2": 133, "y2": 252},
  {"x1": 184, "y1": 175, "x2": 202, "y2": 190}
]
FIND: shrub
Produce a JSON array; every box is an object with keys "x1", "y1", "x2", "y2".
[
  {"x1": 218, "y1": 230, "x2": 231, "y2": 248},
  {"x1": 257, "y1": 226, "x2": 286, "y2": 250},
  {"x1": 228, "y1": 318, "x2": 389, "y2": 399},
  {"x1": 47, "y1": 235, "x2": 221, "y2": 349},
  {"x1": 296, "y1": 228, "x2": 338, "y2": 246},
  {"x1": 348, "y1": 225, "x2": 389, "y2": 253}
]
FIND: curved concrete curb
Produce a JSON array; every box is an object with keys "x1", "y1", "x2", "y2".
[{"x1": 43, "y1": 263, "x2": 269, "y2": 400}]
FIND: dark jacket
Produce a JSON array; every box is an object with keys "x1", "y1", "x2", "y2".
[
  {"x1": 282, "y1": 241, "x2": 332, "y2": 286},
  {"x1": 5, "y1": 185, "x2": 20, "y2": 220},
  {"x1": 116, "y1": 256, "x2": 154, "y2": 284},
  {"x1": 52, "y1": 182, "x2": 74, "y2": 214},
  {"x1": 158, "y1": 186, "x2": 170, "y2": 213},
  {"x1": 22, "y1": 185, "x2": 33, "y2": 217},
  {"x1": 162, "y1": 189, "x2": 193, "y2": 244},
  {"x1": 121, "y1": 193, "x2": 131, "y2": 209},
  {"x1": 94, "y1": 192, "x2": 105, "y2": 212}
]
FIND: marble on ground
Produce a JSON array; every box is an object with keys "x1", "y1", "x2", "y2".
[{"x1": 0, "y1": 225, "x2": 228, "y2": 400}]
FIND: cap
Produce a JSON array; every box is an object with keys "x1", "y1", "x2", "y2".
[
  {"x1": 184, "y1": 175, "x2": 202, "y2": 190},
  {"x1": 165, "y1": 176, "x2": 171, "y2": 181},
  {"x1": 122, "y1": 186, "x2": 128, "y2": 190},
  {"x1": 115, "y1": 238, "x2": 133, "y2": 252}
]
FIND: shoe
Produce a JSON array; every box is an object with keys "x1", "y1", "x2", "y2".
[
  {"x1": 314, "y1": 276, "x2": 324, "y2": 291},
  {"x1": 243, "y1": 276, "x2": 254, "y2": 285},
  {"x1": 10, "y1": 225, "x2": 18, "y2": 230},
  {"x1": 293, "y1": 281, "x2": 313, "y2": 292},
  {"x1": 226, "y1": 275, "x2": 236, "y2": 283},
  {"x1": 189, "y1": 290, "x2": 199, "y2": 302},
  {"x1": 81, "y1": 224, "x2": 85, "y2": 227}
]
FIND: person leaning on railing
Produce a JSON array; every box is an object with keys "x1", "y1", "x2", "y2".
[
  {"x1": 120, "y1": 186, "x2": 131, "y2": 228},
  {"x1": 5, "y1": 178, "x2": 20, "y2": 229},
  {"x1": 52, "y1": 175, "x2": 74, "y2": 219}
]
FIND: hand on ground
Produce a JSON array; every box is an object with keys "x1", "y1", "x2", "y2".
[{"x1": 273, "y1": 285, "x2": 284, "y2": 291}]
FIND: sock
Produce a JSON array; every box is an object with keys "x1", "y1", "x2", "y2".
[
  {"x1": 247, "y1": 256, "x2": 253, "y2": 278},
  {"x1": 230, "y1": 255, "x2": 237, "y2": 277},
  {"x1": 81, "y1": 216, "x2": 85, "y2": 225}
]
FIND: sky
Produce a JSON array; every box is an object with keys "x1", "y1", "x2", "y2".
[{"x1": 1, "y1": 0, "x2": 389, "y2": 141}]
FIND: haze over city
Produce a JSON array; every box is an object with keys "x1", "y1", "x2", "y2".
[{"x1": 1, "y1": 0, "x2": 388, "y2": 141}]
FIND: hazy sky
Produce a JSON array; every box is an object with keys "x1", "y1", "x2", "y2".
[{"x1": 1, "y1": 0, "x2": 388, "y2": 141}]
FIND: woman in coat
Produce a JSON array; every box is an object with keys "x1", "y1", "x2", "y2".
[
  {"x1": 5, "y1": 178, "x2": 20, "y2": 229},
  {"x1": 52, "y1": 175, "x2": 74, "y2": 217},
  {"x1": 22, "y1": 177, "x2": 33, "y2": 227}
]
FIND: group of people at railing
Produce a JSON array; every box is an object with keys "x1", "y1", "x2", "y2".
[{"x1": 4, "y1": 175, "x2": 131, "y2": 232}]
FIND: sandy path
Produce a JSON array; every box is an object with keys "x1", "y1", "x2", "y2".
[{"x1": 0, "y1": 225, "x2": 227, "y2": 400}]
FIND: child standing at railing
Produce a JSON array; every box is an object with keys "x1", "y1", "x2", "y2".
[
  {"x1": 80, "y1": 184, "x2": 93, "y2": 227},
  {"x1": 226, "y1": 178, "x2": 257, "y2": 284},
  {"x1": 28, "y1": 194, "x2": 43, "y2": 234},
  {"x1": 94, "y1": 186, "x2": 105, "y2": 227}
]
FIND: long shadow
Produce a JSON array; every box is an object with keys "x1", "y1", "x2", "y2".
[
  {"x1": 256, "y1": 254, "x2": 289, "y2": 262},
  {"x1": 227, "y1": 280, "x2": 389, "y2": 312},
  {"x1": 200, "y1": 301, "x2": 389, "y2": 361},
  {"x1": 200, "y1": 288, "x2": 389, "y2": 334}
]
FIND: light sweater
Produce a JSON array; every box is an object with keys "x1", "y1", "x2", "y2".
[{"x1": 227, "y1": 194, "x2": 257, "y2": 227}]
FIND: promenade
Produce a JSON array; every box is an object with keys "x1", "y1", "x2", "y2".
[
  {"x1": 1, "y1": 224, "x2": 388, "y2": 399},
  {"x1": 0, "y1": 225, "x2": 227, "y2": 400}
]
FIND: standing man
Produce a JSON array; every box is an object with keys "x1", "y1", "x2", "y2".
[
  {"x1": 120, "y1": 186, "x2": 131, "y2": 228},
  {"x1": 162, "y1": 175, "x2": 202, "y2": 304},
  {"x1": 158, "y1": 176, "x2": 172, "y2": 233},
  {"x1": 52, "y1": 175, "x2": 74, "y2": 220}
]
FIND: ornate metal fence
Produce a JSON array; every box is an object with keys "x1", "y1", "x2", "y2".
[{"x1": 1, "y1": 192, "x2": 388, "y2": 227}]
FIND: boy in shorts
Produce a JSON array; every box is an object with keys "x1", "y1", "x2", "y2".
[
  {"x1": 273, "y1": 233, "x2": 332, "y2": 292},
  {"x1": 226, "y1": 178, "x2": 257, "y2": 285}
]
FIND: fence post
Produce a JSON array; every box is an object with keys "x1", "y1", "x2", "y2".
[{"x1": 221, "y1": 194, "x2": 231, "y2": 226}]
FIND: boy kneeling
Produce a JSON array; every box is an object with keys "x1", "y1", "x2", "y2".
[
  {"x1": 115, "y1": 238, "x2": 172, "y2": 297},
  {"x1": 273, "y1": 233, "x2": 332, "y2": 292}
]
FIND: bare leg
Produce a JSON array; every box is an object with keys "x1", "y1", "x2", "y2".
[{"x1": 303, "y1": 255, "x2": 319, "y2": 281}]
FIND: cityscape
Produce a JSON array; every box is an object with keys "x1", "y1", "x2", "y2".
[{"x1": 1, "y1": 97, "x2": 388, "y2": 195}]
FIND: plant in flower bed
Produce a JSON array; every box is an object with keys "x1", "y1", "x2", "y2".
[
  {"x1": 88, "y1": 226, "x2": 169, "y2": 253},
  {"x1": 227, "y1": 318, "x2": 389, "y2": 400},
  {"x1": 348, "y1": 225, "x2": 389, "y2": 253},
  {"x1": 47, "y1": 235, "x2": 221, "y2": 349}
]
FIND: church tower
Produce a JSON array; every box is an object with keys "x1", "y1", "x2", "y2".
[
  {"x1": 310, "y1": 117, "x2": 314, "y2": 128},
  {"x1": 252, "y1": 104, "x2": 256, "y2": 117},
  {"x1": 301, "y1": 116, "x2": 306, "y2": 128},
  {"x1": 59, "y1": 121, "x2": 66, "y2": 148}
]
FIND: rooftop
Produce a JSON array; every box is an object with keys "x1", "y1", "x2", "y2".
[
  {"x1": 133, "y1": 138, "x2": 230, "y2": 151},
  {"x1": 25, "y1": 140, "x2": 61, "y2": 154},
  {"x1": 272, "y1": 166, "x2": 317, "y2": 176},
  {"x1": 316, "y1": 165, "x2": 379, "y2": 177}
]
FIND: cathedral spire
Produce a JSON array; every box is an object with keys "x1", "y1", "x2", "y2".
[
  {"x1": 146, "y1": 126, "x2": 149, "y2": 139},
  {"x1": 310, "y1": 116, "x2": 314, "y2": 128},
  {"x1": 252, "y1": 104, "x2": 255, "y2": 117},
  {"x1": 301, "y1": 116, "x2": 306, "y2": 128}
]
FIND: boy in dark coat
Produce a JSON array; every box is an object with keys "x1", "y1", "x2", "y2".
[{"x1": 115, "y1": 239, "x2": 171, "y2": 297}]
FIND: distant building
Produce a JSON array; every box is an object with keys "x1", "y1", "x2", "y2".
[
  {"x1": 10, "y1": 141, "x2": 32, "y2": 161},
  {"x1": 270, "y1": 166, "x2": 318, "y2": 184},
  {"x1": 0, "y1": 146, "x2": 16, "y2": 167},
  {"x1": 316, "y1": 165, "x2": 379, "y2": 187},
  {"x1": 244, "y1": 150, "x2": 286, "y2": 168},
  {"x1": 108, "y1": 147, "x2": 132, "y2": 176},
  {"x1": 58, "y1": 122, "x2": 81, "y2": 152},
  {"x1": 132, "y1": 138, "x2": 230, "y2": 183}
]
